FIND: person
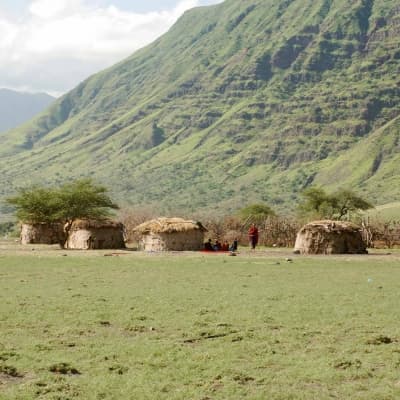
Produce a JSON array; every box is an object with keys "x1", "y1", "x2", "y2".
[
  {"x1": 221, "y1": 240, "x2": 229, "y2": 251},
  {"x1": 229, "y1": 238, "x2": 238, "y2": 252},
  {"x1": 248, "y1": 224, "x2": 259, "y2": 250},
  {"x1": 213, "y1": 240, "x2": 221, "y2": 251},
  {"x1": 204, "y1": 239, "x2": 213, "y2": 251}
]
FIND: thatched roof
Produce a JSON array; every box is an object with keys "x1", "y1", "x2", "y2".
[
  {"x1": 68, "y1": 219, "x2": 124, "y2": 230},
  {"x1": 299, "y1": 220, "x2": 361, "y2": 233},
  {"x1": 134, "y1": 217, "x2": 207, "y2": 234}
]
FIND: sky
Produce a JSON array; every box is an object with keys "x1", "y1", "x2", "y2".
[{"x1": 0, "y1": 0, "x2": 223, "y2": 96}]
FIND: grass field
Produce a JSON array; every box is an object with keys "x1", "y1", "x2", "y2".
[{"x1": 1, "y1": 241, "x2": 400, "y2": 399}]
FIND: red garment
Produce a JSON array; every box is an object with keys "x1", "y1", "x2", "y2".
[
  {"x1": 248, "y1": 226, "x2": 259, "y2": 249},
  {"x1": 248, "y1": 226, "x2": 259, "y2": 241},
  {"x1": 221, "y1": 243, "x2": 229, "y2": 251}
]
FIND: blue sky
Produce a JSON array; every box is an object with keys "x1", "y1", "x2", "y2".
[{"x1": 0, "y1": 0, "x2": 223, "y2": 95}]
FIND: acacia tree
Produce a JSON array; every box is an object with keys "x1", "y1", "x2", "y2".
[
  {"x1": 238, "y1": 203, "x2": 276, "y2": 225},
  {"x1": 7, "y1": 186, "x2": 62, "y2": 223},
  {"x1": 298, "y1": 187, "x2": 373, "y2": 220},
  {"x1": 56, "y1": 179, "x2": 119, "y2": 222},
  {"x1": 297, "y1": 187, "x2": 334, "y2": 220},
  {"x1": 7, "y1": 179, "x2": 118, "y2": 224},
  {"x1": 333, "y1": 189, "x2": 373, "y2": 219}
]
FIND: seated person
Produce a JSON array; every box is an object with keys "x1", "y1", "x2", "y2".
[
  {"x1": 229, "y1": 238, "x2": 238, "y2": 252},
  {"x1": 213, "y1": 240, "x2": 221, "y2": 251},
  {"x1": 221, "y1": 241, "x2": 229, "y2": 251},
  {"x1": 204, "y1": 239, "x2": 213, "y2": 251}
]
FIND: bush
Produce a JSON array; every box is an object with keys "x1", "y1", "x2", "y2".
[{"x1": 119, "y1": 207, "x2": 157, "y2": 244}]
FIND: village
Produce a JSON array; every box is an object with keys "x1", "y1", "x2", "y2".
[
  {"x1": 2, "y1": 0, "x2": 400, "y2": 398},
  {"x1": 8, "y1": 179, "x2": 400, "y2": 255}
]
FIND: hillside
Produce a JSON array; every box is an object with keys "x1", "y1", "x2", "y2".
[
  {"x1": 0, "y1": 0, "x2": 400, "y2": 216},
  {"x1": 365, "y1": 201, "x2": 400, "y2": 221},
  {"x1": 0, "y1": 89, "x2": 55, "y2": 134}
]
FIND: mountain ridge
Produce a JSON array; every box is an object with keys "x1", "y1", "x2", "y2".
[
  {"x1": 0, "y1": 0, "x2": 399, "y2": 216},
  {"x1": 0, "y1": 89, "x2": 55, "y2": 135}
]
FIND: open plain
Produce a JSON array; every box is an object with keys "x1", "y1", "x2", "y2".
[{"x1": 1, "y1": 240, "x2": 400, "y2": 399}]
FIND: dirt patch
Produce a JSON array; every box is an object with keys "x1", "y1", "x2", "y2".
[
  {"x1": 0, "y1": 364, "x2": 24, "y2": 386},
  {"x1": 0, "y1": 373, "x2": 25, "y2": 386},
  {"x1": 1, "y1": 238, "x2": 400, "y2": 261}
]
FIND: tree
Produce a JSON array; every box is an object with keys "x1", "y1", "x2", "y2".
[
  {"x1": 6, "y1": 179, "x2": 118, "y2": 224},
  {"x1": 56, "y1": 179, "x2": 119, "y2": 222},
  {"x1": 332, "y1": 189, "x2": 373, "y2": 219},
  {"x1": 238, "y1": 203, "x2": 276, "y2": 225},
  {"x1": 298, "y1": 187, "x2": 373, "y2": 220},
  {"x1": 7, "y1": 186, "x2": 62, "y2": 223},
  {"x1": 297, "y1": 187, "x2": 334, "y2": 220}
]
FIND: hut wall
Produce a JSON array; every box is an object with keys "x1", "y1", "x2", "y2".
[
  {"x1": 65, "y1": 227, "x2": 126, "y2": 249},
  {"x1": 20, "y1": 223, "x2": 64, "y2": 245},
  {"x1": 294, "y1": 230, "x2": 367, "y2": 255},
  {"x1": 140, "y1": 231, "x2": 205, "y2": 251}
]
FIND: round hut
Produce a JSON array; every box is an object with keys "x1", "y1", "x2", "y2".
[
  {"x1": 294, "y1": 220, "x2": 367, "y2": 255},
  {"x1": 134, "y1": 217, "x2": 207, "y2": 251},
  {"x1": 64, "y1": 219, "x2": 126, "y2": 250},
  {"x1": 20, "y1": 222, "x2": 65, "y2": 245}
]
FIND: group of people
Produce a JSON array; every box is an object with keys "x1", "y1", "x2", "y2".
[
  {"x1": 203, "y1": 224, "x2": 259, "y2": 252},
  {"x1": 203, "y1": 238, "x2": 238, "y2": 252}
]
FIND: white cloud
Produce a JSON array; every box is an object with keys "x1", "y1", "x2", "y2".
[
  {"x1": 29, "y1": 0, "x2": 83, "y2": 19},
  {"x1": 0, "y1": 0, "x2": 214, "y2": 95}
]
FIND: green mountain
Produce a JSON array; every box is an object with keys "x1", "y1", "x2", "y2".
[
  {"x1": 1, "y1": 0, "x2": 400, "y2": 216},
  {"x1": 0, "y1": 89, "x2": 55, "y2": 134}
]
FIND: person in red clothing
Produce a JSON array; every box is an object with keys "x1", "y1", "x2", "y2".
[
  {"x1": 221, "y1": 240, "x2": 229, "y2": 251},
  {"x1": 248, "y1": 223, "x2": 259, "y2": 250}
]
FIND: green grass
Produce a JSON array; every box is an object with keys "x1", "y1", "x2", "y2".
[
  {"x1": 365, "y1": 202, "x2": 400, "y2": 221},
  {"x1": 1, "y1": 243, "x2": 400, "y2": 399}
]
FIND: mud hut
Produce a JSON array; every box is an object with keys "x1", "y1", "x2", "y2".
[
  {"x1": 64, "y1": 219, "x2": 126, "y2": 250},
  {"x1": 20, "y1": 222, "x2": 65, "y2": 245},
  {"x1": 294, "y1": 220, "x2": 367, "y2": 255},
  {"x1": 134, "y1": 217, "x2": 207, "y2": 251}
]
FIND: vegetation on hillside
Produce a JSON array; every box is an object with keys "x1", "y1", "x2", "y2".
[
  {"x1": 365, "y1": 202, "x2": 400, "y2": 221},
  {"x1": 0, "y1": 0, "x2": 399, "y2": 214}
]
